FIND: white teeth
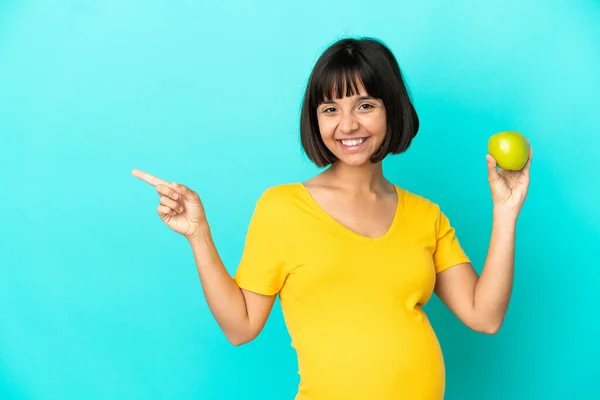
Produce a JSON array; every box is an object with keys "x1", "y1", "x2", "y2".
[{"x1": 340, "y1": 138, "x2": 366, "y2": 146}]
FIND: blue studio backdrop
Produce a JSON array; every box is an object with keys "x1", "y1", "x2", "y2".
[{"x1": 1, "y1": 0, "x2": 599, "y2": 399}]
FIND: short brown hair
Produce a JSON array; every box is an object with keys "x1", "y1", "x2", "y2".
[{"x1": 300, "y1": 37, "x2": 419, "y2": 167}]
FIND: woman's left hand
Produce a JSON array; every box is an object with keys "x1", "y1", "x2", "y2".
[{"x1": 486, "y1": 141, "x2": 533, "y2": 218}]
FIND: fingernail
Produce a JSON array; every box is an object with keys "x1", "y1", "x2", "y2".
[{"x1": 173, "y1": 192, "x2": 179, "y2": 199}]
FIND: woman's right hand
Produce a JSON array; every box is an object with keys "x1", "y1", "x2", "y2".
[
  {"x1": 132, "y1": 169, "x2": 207, "y2": 239},
  {"x1": 132, "y1": 169, "x2": 276, "y2": 346}
]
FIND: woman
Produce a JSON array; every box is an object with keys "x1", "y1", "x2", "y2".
[{"x1": 132, "y1": 37, "x2": 532, "y2": 399}]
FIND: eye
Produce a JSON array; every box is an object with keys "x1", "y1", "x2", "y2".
[
  {"x1": 359, "y1": 103, "x2": 374, "y2": 110},
  {"x1": 322, "y1": 107, "x2": 336, "y2": 113}
]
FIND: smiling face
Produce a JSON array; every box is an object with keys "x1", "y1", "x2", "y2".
[
  {"x1": 300, "y1": 38, "x2": 420, "y2": 168},
  {"x1": 316, "y1": 81, "x2": 387, "y2": 167}
]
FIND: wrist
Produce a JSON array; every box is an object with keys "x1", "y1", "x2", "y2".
[
  {"x1": 187, "y1": 220, "x2": 211, "y2": 243},
  {"x1": 492, "y1": 208, "x2": 518, "y2": 231}
]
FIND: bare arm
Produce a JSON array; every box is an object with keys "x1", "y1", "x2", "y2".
[
  {"x1": 434, "y1": 143, "x2": 532, "y2": 334},
  {"x1": 131, "y1": 168, "x2": 275, "y2": 346},
  {"x1": 434, "y1": 214, "x2": 516, "y2": 334},
  {"x1": 187, "y1": 224, "x2": 276, "y2": 346}
]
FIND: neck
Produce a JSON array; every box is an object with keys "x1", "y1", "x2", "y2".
[{"x1": 326, "y1": 161, "x2": 389, "y2": 193}]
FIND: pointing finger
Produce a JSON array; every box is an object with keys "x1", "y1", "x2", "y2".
[{"x1": 132, "y1": 169, "x2": 168, "y2": 187}]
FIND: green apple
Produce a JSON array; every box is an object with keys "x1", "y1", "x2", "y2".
[{"x1": 487, "y1": 131, "x2": 530, "y2": 170}]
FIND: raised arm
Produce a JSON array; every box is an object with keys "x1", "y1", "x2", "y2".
[
  {"x1": 132, "y1": 169, "x2": 275, "y2": 345},
  {"x1": 434, "y1": 219, "x2": 517, "y2": 335},
  {"x1": 434, "y1": 145, "x2": 532, "y2": 334}
]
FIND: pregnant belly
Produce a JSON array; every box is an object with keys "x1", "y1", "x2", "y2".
[{"x1": 292, "y1": 317, "x2": 446, "y2": 400}]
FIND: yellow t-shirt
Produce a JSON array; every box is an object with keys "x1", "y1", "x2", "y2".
[{"x1": 233, "y1": 183, "x2": 470, "y2": 400}]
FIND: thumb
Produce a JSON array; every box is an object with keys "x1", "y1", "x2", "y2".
[{"x1": 486, "y1": 154, "x2": 502, "y2": 184}]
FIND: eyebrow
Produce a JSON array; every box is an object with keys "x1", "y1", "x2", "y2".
[{"x1": 320, "y1": 95, "x2": 376, "y2": 105}]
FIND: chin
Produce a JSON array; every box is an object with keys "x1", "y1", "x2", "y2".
[{"x1": 333, "y1": 153, "x2": 375, "y2": 167}]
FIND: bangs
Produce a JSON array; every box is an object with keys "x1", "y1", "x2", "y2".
[{"x1": 310, "y1": 61, "x2": 379, "y2": 107}]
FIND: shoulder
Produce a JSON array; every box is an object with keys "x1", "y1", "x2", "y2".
[
  {"x1": 398, "y1": 186, "x2": 443, "y2": 217},
  {"x1": 251, "y1": 183, "x2": 304, "y2": 216},
  {"x1": 397, "y1": 186, "x2": 457, "y2": 235},
  {"x1": 245, "y1": 183, "x2": 305, "y2": 236},
  {"x1": 257, "y1": 183, "x2": 302, "y2": 204}
]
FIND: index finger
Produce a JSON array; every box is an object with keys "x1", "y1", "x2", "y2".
[{"x1": 131, "y1": 168, "x2": 168, "y2": 187}]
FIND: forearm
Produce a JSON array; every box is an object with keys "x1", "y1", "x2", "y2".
[
  {"x1": 473, "y1": 210, "x2": 518, "y2": 331},
  {"x1": 187, "y1": 224, "x2": 250, "y2": 343}
]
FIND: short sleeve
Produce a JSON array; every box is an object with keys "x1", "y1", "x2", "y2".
[
  {"x1": 233, "y1": 188, "x2": 290, "y2": 296},
  {"x1": 433, "y1": 207, "x2": 471, "y2": 274}
]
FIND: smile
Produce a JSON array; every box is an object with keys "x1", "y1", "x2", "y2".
[
  {"x1": 340, "y1": 138, "x2": 366, "y2": 146},
  {"x1": 336, "y1": 137, "x2": 369, "y2": 152}
]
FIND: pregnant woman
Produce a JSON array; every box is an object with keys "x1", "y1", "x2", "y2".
[{"x1": 132, "y1": 37, "x2": 532, "y2": 399}]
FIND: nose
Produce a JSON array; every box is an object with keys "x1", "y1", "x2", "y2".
[{"x1": 339, "y1": 111, "x2": 359, "y2": 134}]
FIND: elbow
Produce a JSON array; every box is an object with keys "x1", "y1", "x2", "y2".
[
  {"x1": 472, "y1": 319, "x2": 503, "y2": 335},
  {"x1": 479, "y1": 324, "x2": 501, "y2": 335},
  {"x1": 225, "y1": 331, "x2": 256, "y2": 346},
  {"x1": 227, "y1": 337, "x2": 247, "y2": 346},
  {"x1": 226, "y1": 334, "x2": 248, "y2": 346},
  {"x1": 467, "y1": 312, "x2": 503, "y2": 335}
]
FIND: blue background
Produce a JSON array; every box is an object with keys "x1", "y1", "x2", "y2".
[{"x1": 1, "y1": 0, "x2": 599, "y2": 399}]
